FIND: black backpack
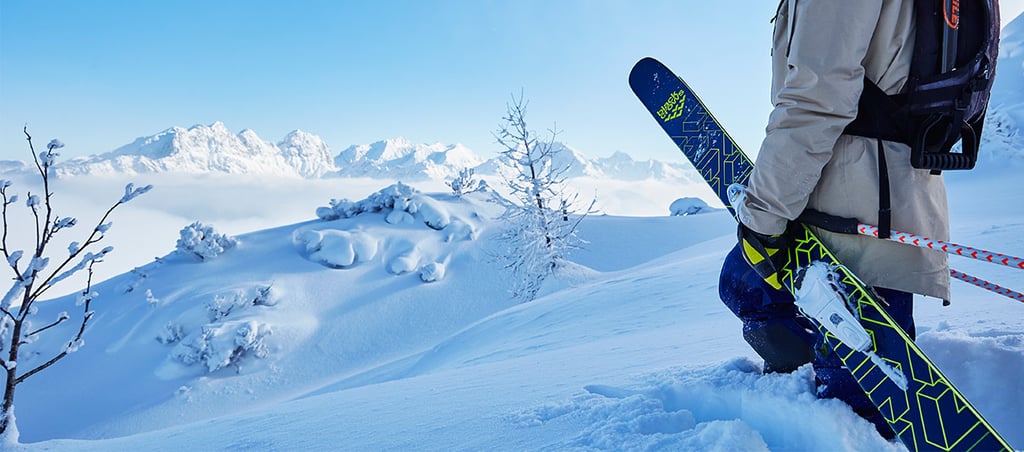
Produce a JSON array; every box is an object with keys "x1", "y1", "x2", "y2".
[
  {"x1": 845, "y1": 0, "x2": 1000, "y2": 171},
  {"x1": 839, "y1": 0, "x2": 1000, "y2": 238}
]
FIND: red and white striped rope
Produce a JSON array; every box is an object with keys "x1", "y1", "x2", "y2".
[
  {"x1": 857, "y1": 224, "x2": 1024, "y2": 271},
  {"x1": 950, "y1": 268, "x2": 1024, "y2": 304}
]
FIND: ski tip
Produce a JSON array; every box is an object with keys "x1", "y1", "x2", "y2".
[
  {"x1": 630, "y1": 56, "x2": 662, "y2": 74},
  {"x1": 628, "y1": 57, "x2": 668, "y2": 95}
]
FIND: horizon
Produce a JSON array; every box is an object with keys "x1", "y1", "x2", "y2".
[{"x1": 4, "y1": 1, "x2": 1022, "y2": 164}]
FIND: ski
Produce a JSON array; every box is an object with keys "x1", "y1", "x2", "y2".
[{"x1": 628, "y1": 56, "x2": 1011, "y2": 451}]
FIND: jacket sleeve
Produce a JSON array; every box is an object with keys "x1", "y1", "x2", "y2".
[{"x1": 738, "y1": 0, "x2": 885, "y2": 235}]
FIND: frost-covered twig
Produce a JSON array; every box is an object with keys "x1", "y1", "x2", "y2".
[
  {"x1": 21, "y1": 312, "x2": 69, "y2": 344},
  {"x1": 44, "y1": 247, "x2": 112, "y2": 290},
  {"x1": 29, "y1": 184, "x2": 147, "y2": 301},
  {"x1": 0, "y1": 180, "x2": 17, "y2": 273},
  {"x1": 14, "y1": 261, "x2": 96, "y2": 386}
]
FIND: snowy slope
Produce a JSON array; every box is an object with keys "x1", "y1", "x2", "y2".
[{"x1": 3, "y1": 161, "x2": 1022, "y2": 451}]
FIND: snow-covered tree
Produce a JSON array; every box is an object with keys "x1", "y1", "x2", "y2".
[
  {"x1": 493, "y1": 93, "x2": 593, "y2": 301},
  {"x1": 0, "y1": 128, "x2": 151, "y2": 438}
]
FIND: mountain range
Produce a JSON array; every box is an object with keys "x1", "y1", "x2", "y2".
[{"x1": 8, "y1": 122, "x2": 700, "y2": 183}]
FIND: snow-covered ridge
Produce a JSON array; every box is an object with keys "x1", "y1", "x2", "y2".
[
  {"x1": 35, "y1": 123, "x2": 698, "y2": 182},
  {"x1": 334, "y1": 137, "x2": 485, "y2": 181},
  {"x1": 52, "y1": 122, "x2": 338, "y2": 178},
  {"x1": 978, "y1": 12, "x2": 1024, "y2": 167}
]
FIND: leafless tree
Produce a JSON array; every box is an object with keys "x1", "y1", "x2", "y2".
[
  {"x1": 493, "y1": 93, "x2": 593, "y2": 301},
  {"x1": 0, "y1": 127, "x2": 151, "y2": 437}
]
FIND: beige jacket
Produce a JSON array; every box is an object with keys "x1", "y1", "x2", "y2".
[{"x1": 738, "y1": 0, "x2": 951, "y2": 300}]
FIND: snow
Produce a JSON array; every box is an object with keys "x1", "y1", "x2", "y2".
[
  {"x1": 1, "y1": 158, "x2": 1020, "y2": 451},
  {"x1": 1, "y1": 16, "x2": 1024, "y2": 451},
  {"x1": 669, "y1": 197, "x2": 715, "y2": 216}
]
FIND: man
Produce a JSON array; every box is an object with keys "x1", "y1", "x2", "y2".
[{"x1": 718, "y1": 0, "x2": 949, "y2": 437}]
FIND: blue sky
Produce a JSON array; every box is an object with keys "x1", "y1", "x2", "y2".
[{"x1": 2, "y1": 1, "x2": 1023, "y2": 163}]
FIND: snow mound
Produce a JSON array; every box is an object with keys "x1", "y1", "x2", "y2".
[
  {"x1": 293, "y1": 229, "x2": 379, "y2": 268},
  {"x1": 302, "y1": 183, "x2": 488, "y2": 280},
  {"x1": 669, "y1": 197, "x2": 715, "y2": 216}
]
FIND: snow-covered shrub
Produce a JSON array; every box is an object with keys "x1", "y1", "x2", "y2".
[
  {"x1": 120, "y1": 267, "x2": 149, "y2": 294},
  {"x1": 206, "y1": 285, "x2": 276, "y2": 321},
  {"x1": 419, "y1": 261, "x2": 446, "y2": 282},
  {"x1": 145, "y1": 289, "x2": 160, "y2": 305},
  {"x1": 293, "y1": 229, "x2": 379, "y2": 268},
  {"x1": 669, "y1": 197, "x2": 712, "y2": 216},
  {"x1": 173, "y1": 321, "x2": 272, "y2": 373},
  {"x1": 444, "y1": 219, "x2": 477, "y2": 242},
  {"x1": 385, "y1": 209, "x2": 415, "y2": 225},
  {"x1": 157, "y1": 322, "x2": 186, "y2": 345},
  {"x1": 162, "y1": 285, "x2": 276, "y2": 372},
  {"x1": 175, "y1": 222, "x2": 237, "y2": 261},
  {"x1": 316, "y1": 182, "x2": 418, "y2": 220},
  {"x1": 412, "y1": 195, "x2": 451, "y2": 230},
  {"x1": 207, "y1": 293, "x2": 249, "y2": 322},
  {"x1": 446, "y1": 167, "x2": 483, "y2": 197},
  {"x1": 315, "y1": 183, "x2": 457, "y2": 231},
  {"x1": 252, "y1": 285, "x2": 276, "y2": 307}
]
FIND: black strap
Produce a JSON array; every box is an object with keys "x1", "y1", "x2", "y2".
[
  {"x1": 843, "y1": 78, "x2": 910, "y2": 144},
  {"x1": 877, "y1": 138, "x2": 892, "y2": 240},
  {"x1": 796, "y1": 209, "x2": 859, "y2": 234}
]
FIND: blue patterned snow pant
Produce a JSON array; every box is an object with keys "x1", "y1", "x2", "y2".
[{"x1": 718, "y1": 243, "x2": 914, "y2": 434}]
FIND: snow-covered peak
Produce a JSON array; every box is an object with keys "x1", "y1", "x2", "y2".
[
  {"x1": 437, "y1": 143, "x2": 484, "y2": 169},
  {"x1": 549, "y1": 142, "x2": 602, "y2": 178},
  {"x1": 335, "y1": 137, "x2": 486, "y2": 181},
  {"x1": 54, "y1": 123, "x2": 337, "y2": 178},
  {"x1": 336, "y1": 137, "x2": 421, "y2": 164},
  {"x1": 278, "y1": 130, "x2": 338, "y2": 178}
]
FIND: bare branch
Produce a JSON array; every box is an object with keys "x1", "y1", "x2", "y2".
[
  {"x1": 15, "y1": 261, "x2": 96, "y2": 385},
  {"x1": 0, "y1": 181, "x2": 15, "y2": 267},
  {"x1": 29, "y1": 200, "x2": 122, "y2": 301},
  {"x1": 21, "y1": 312, "x2": 69, "y2": 343},
  {"x1": 23, "y1": 129, "x2": 57, "y2": 261}
]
